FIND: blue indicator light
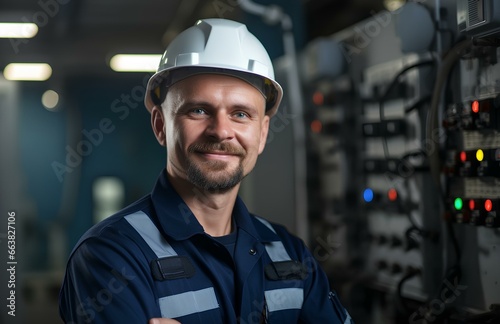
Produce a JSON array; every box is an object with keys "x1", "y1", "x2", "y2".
[{"x1": 363, "y1": 188, "x2": 374, "y2": 203}]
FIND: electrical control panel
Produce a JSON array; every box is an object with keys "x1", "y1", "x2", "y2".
[
  {"x1": 359, "y1": 54, "x2": 436, "y2": 301},
  {"x1": 457, "y1": 0, "x2": 500, "y2": 38},
  {"x1": 305, "y1": 74, "x2": 360, "y2": 278},
  {"x1": 300, "y1": 1, "x2": 500, "y2": 322},
  {"x1": 444, "y1": 54, "x2": 500, "y2": 230}
]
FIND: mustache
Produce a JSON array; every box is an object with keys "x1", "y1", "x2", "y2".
[{"x1": 188, "y1": 142, "x2": 246, "y2": 156}]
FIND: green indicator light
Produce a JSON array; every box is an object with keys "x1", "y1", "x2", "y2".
[{"x1": 454, "y1": 198, "x2": 463, "y2": 210}]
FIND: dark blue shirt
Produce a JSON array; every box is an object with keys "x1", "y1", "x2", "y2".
[{"x1": 59, "y1": 169, "x2": 352, "y2": 323}]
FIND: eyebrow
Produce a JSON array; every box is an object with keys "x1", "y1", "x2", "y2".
[{"x1": 179, "y1": 100, "x2": 261, "y2": 115}]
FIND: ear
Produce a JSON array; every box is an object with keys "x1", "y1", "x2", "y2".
[
  {"x1": 258, "y1": 115, "x2": 270, "y2": 154},
  {"x1": 151, "y1": 105, "x2": 166, "y2": 147}
]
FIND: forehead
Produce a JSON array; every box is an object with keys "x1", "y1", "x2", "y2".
[{"x1": 169, "y1": 73, "x2": 264, "y2": 99}]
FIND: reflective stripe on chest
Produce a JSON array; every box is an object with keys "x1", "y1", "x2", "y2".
[
  {"x1": 124, "y1": 211, "x2": 305, "y2": 319},
  {"x1": 124, "y1": 211, "x2": 219, "y2": 319},
  {"x1": 255, "y1": 217, "x2": 305, "y2": 313}
]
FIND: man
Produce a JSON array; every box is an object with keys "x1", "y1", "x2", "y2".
[{"x1": 59, "y1": 18, "x2": 353, "y2": 323}]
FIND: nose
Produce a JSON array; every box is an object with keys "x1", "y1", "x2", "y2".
[{"x1": 205, "y1": 112, "x2": 235, "y2": 141}]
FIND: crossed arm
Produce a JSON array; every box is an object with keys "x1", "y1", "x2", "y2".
[{"x1": 149, "y1": 318, "x2": 180, "y2": 324}]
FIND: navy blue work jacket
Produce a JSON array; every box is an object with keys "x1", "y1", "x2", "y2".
[{"x1": 59, "y1": 169, "x2": 352, "y2": 323}]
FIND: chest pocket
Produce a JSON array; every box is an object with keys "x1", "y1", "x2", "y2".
[
  {"x1": 256, "y1": 218, "x2": 305, "y2": 321},
  {"x1": 124, "y1": 211, "x2": 220, "y2": 321}
]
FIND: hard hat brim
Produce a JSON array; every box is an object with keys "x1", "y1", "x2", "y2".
[{"x1": 144, "y1": 66, "x2": 283, "y2": 117}]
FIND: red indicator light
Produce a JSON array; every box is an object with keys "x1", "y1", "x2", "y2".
[
  {"x1": 388, "y1": 188, "x2": 398, "y2": 201},
  {"x1": 310, "y1": 120, "x2": 322, "y2": 133},
  {"x1": 460, "y1": 151, "x2": 467, "y2": 163},
  {"x1": 313, "y1": 91, "x2": 324, "y2": 106},
  {"x1": 485, "y1": 199, "x2": 493, "y2": 212},
  {"x1": 469, "y1": 199, "x2": 475, "y2": 210},
  {"x1": 472, "y1": 100, "x2": 479, "y2": 113}
]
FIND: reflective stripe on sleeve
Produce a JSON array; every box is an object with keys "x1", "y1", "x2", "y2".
[
  {"x1": 344, "y1": 311, "x2": 353, "y2": 324},
  {"x1": 124, "y1": 211, "x2": 178, "y2": 258},
  {"x1": 255, "y1": 217, "x2": 292, "y2": 261},
  {"x1": 256, "y1": 216, "x2": 276, "y2": 232},
  {"x1": 159, "y1": 287, "x2": 219, "y2": 318},
  {"x1": 264, "y1": 288, "x2": 303, "y2": 312}
]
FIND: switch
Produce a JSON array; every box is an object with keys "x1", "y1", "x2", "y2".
[{"x1": 391, "y1": 263, "x2": 403, "y2": 275}]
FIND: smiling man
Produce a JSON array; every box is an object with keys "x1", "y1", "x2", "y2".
[{"x1": 59, "y1": 18, "x2": 353, "y2": 324}]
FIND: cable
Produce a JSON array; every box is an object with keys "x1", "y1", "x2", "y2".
[
  {"x1": 446, "y1": 218, "x2": 462, "y2": 266},
  {"x1": 426, "y1": 39, "x2": 473, "y2": 191},
  {"x1": 413, "y1": 42, "x2": 474, "y2": 323},
  {"x1": 408, "y1": 196, "x2": 462, "y2": 322},
  {"x1": 404, "y1": 95, "x2": 432, "y2": 114},
  {"x1": 396, "y1": 268, "x2": 421, "y2": 315},
  {"x1": 400, "y1": 149, "x2": 427, "y2": 163},
  {"x1": 394, "y1": 151, "x2": 429, "y2": 231},
  {"x1": 405, "y1": 226, "x2": 423, "y2": 249},
  {"x1": 379, "y1": 60, "x2": 435, "y2": 119},
  {"x1": 465, "y1": 304, "x2": 500, "y2": 323},
  {"x1": 379, "y1": 60, "x2": 436, "y2": 158},
  {"x1": 380, "y1": 60, "x2": 436, "y2": 112}
]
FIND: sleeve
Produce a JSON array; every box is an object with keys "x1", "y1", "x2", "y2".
[
  {"x1": 298, "y1": 244, "x2": 354, "y2": 323},
  {"x1": 59, "y1": 235, "x2": 161, "y2": 324}
]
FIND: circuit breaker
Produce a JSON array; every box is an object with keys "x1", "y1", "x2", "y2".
[
  {"x1": 298, "y1": 1, "x2": 500, "y2": 322},
  {"x1": 444, "y1": 55, "x2": 500, "y2": 230},
  {"x1": 360, "y1": 54, "x2": 436, "y2": 301}
]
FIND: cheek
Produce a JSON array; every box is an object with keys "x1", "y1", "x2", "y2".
[
  {"x1": 259, "y1": 118, "x2": 270, "y2": 153},
  {"x1": 164, "y1": 120, "x2": 175, "y2": 149},
  {"x1": 169, "y1": 120, "x2": 205, "y2": 155},
  {"x1": 165, "y1": 119, "x2": 185, "y2": 155},
  {"x1": 241, "y1": 128, "x2": 264, "y2": 160}
]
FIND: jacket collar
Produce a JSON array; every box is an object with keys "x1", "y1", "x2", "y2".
[{"x1": 150, "y1": 169, "x2": 279, "y2": 243}]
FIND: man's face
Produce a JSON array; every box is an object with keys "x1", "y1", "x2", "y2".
[{"x1": 161, "y1": 74, "x2": 270, "y2": 193}]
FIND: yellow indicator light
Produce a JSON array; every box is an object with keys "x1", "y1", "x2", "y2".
[{"x1": 476, "y1": 149, "x2": 484, "y2": 162}]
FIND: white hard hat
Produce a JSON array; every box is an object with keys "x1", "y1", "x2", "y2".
[{"x1": 144, "y1": 18, "x2": 283, "y2": 116}]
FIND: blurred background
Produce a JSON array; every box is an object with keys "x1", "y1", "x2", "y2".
[{"x1": 1, "y1": 0, "x2": 500, "y2": 323}]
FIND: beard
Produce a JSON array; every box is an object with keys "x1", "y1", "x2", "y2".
[{"x1": 186, "y1": 142, "x2": 246, "y2": 193}]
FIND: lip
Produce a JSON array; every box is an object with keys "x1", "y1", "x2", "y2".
[{"x1": 196, "y1": 151, "x2": 240, "y2": 159}]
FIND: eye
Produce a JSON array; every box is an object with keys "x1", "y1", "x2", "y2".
[
  {"x1": 191, "y1": 108, "x2": 207, "y2": 115},
  {"x1": 233, "y1": 111, "x2": 250, "y2": 119}
]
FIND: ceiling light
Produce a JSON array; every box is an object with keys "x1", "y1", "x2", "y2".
[
  {"x1": 0, "y1": 23, "x2": 38, "y2": 38},
  {"x1": 109, "y1": 54, "x2": 161, "y2": 72},
  {"x1": 42, "y1": 90, "x2": 59, "y2": 110},
  {"x1": 3, "y1": 63, "x2": 52, "y2": 81}
]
